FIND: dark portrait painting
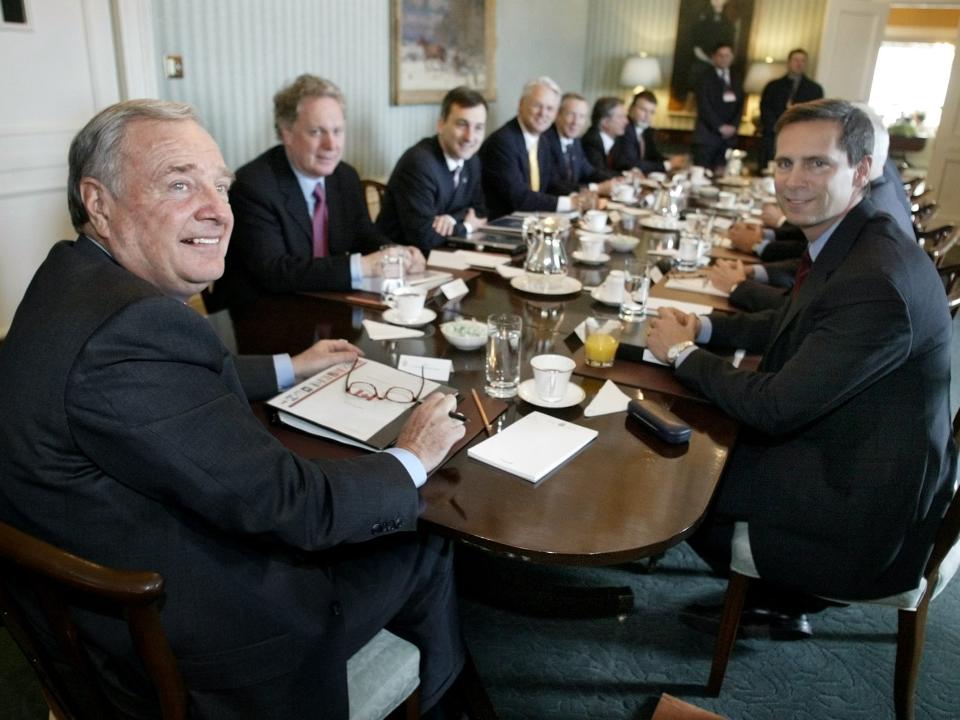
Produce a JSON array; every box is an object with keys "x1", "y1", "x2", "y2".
[{"x1": 669, "y1": 0, "x2": 755, "y2": 112}]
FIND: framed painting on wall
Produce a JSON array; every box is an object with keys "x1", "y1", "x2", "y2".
[
  {"x1": 669, "y1": 0, "x2": 755, "y2": 113},
  {"x1": 391, "y1": 0, "x2": 496, "y2": 105}
]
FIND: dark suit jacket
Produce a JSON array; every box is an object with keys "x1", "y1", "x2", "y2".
[
  {"x1": 759, "y1": 74, "x2": 824, "y2": 166},
  {"x1": 610, "y1": 124, "x2": 668, "y2": 175},
  {"x1": 541, "y1": 125, "x2": 613, "y2": 195},
  {"x1": 693, "y1": 69, "x2": 744, "y2": 165},
  {"x1": 376, "y1": 136, "x2": 486, "y2": 250},
  {"x1": 0, "y1": 237, "x2": 421, "y2": 719},
  {"x1": 872, "y1": 157, "x2": 915, "y2": 240},
  {"x1": 581, "y1": 125, "x2": 613, "y2": 175},
  {"x1": 209, "y1": 145, "x2": 384, "y2": 310},
  {"x1": 677, "y1": 200, "x2": 955, "y2": 600},
  {"x1": 480, "y1": 117, "x2": 560, "y2": 219}
]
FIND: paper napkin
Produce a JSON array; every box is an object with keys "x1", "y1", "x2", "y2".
[
  {"x1": 362, "y1": 319, "x2": 424, "y2": 341},
  {"x1": 583, "y1": 380, "x2": 632, "y2": 417},
  {"x1": 496, "y1": 264, "x2": 526, "y2": 279}
]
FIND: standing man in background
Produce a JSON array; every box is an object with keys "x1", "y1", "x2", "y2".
[
  {"x1": 759, "y1": 49, "x2": 824, "y2": 168},
  {"x1": 693, "y1": 43, "x2": 744, "y2": 170}
]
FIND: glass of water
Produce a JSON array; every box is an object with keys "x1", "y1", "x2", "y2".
[
  {"x1": 485, "y1": 314, "x2": 523, "y2": 398},
  {"x1": 619, "y1": 259, "x2": 652, "y2": 322},
  {"x1": 379, "y1": 244, "x2": 405, "y2": 302},
  {"x1": 677, "y1": 233, "x2": 701, "y2": 272}
]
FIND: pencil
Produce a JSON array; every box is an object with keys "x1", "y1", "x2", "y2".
[{"x1": 471, "y1": 388, "x2": 493, "y2": 436}]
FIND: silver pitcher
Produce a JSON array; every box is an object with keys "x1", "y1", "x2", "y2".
[
  {"x1": 522, "y1": 215, "x2": 569, "y2": 275},
  {"x1": 724, "y1": 148, "x2": 747, "y2": 178}
]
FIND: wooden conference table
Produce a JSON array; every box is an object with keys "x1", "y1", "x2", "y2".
[{"x1": 245, "y1": 228, "x2": 747, "y2": 604}]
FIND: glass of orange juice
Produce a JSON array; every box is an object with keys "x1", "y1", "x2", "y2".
[{"x1": 584, "y1": 318, "x2": 622, "y2": 368}]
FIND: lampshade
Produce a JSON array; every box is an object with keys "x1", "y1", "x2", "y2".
[
  {"x1": 619, "y1": 55, "x2": 662, "y2": 90},
  {"x1": 744, "y1": 60, "x2": 786, "y2": 94}
]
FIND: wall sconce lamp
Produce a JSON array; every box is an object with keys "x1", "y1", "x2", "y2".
[{"x1": 744, "y1": 57, "x2": 785, "y2": 95}]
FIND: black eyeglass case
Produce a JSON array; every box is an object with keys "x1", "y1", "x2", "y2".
[{"x1": 627, "y1": 399, "x2": 692, "y2": 444}]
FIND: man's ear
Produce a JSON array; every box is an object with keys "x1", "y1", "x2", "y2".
[
  {"x1": 854, "y1": 155, "x2": 872, "y2": 190},
  {"x1": 79, "y1": 177, "x2": 113, "y2": 238}
]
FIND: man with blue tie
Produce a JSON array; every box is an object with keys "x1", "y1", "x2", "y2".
[
  {"x1": 209, "y1": 74, "x2": 424, "y2": 350},
  {"x1": 541, "y1": 92, "x2": 618, "y2": 196},
  {"x1": 480, "y1": 76, "x2": 579, "y2": 218},
  {"x1": 377, "y1": 86, "x2": 488, "y2": 251}
]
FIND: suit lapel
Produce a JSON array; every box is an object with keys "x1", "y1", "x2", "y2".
[
  {"x1": 430, "y1": 137, "x2": 458, "y2": 204},
  {"x1": 769, "y1": 200, "x2": 875, "y2": 348},
  {"x1": 271, "y1": 150, "x2": 313, "y2": 247}
]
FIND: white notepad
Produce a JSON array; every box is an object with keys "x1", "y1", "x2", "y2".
[{"x1": 467, "y1": 411, "x2": 598, "y2": 483}]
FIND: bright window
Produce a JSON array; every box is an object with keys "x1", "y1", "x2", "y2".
[{"x1": 868, "y1": 42, "x2": 955, "y2": 131}]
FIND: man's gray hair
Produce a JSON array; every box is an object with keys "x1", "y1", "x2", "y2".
[
  {"x1": 521, "y1": 76, "x2": 561, "y2": 101},
  {"x1": 274, "y1": 74, "x2": 345, "y2": 139},
  {"x1": 67, "y1": 99, "x2": 197, "y2": 232},
  {"x1": 853, "y1": 102, "x2": 889, "y2": 181}
]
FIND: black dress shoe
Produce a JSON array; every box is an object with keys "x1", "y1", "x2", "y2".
[{"x1": 680, "y1": 602, "x2": 813, "y2": 641}]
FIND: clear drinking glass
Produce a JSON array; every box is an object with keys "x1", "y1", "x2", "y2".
[
  {"x1": 379, "y1": 244, "x2": 405, "y2": 302},
  {"x1": 485, "y1": 314, "x2": 523, "y2": 398},
  {"x1": 619, "y1": 259, "x2": 651, "y2": 322},
  {"x1": 677, "y1": 233, "x2": 701, "y2": 272}
]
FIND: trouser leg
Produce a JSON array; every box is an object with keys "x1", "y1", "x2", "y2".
[{"x1": 333, "y1": 532, "x2": 465, "y2": 713}]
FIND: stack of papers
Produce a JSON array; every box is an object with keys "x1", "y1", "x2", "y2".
[
  {"x1": 467, "y1": 411, "x2": 597, "y2": 483},
  {"x1": 665, "y1": 277, "x2": 730, "y2": 298},
  {"x1": 428, "y1": 249, "x2": 513, "y2": 270}
]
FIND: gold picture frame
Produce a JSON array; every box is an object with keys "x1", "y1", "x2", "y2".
[{"x1": 391, "y1": 0, "x2": 496, "y2": 106}]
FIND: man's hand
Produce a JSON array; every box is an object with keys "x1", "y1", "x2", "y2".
[
  {"x1": 597, "y1": 178, "x2": 619, "y2": 197},
  {"x1": 290, "y1": 339, "x2": 363, "y2": 382},
  {"x1": 719, "y1": 124, "x2": 737, "y2": 139},
  {"x1": 403, "y1": 246, "x2": 426, "y2": 274},
  {"x1": 464, "y1": 208, "x2": 485, "y2": 231},
  {"x1": 760, "y1": 202, "x2": 785, "y2": 228},
  {"x1": 727, "y1": 222, "x2": 763, "y2": 253},
  {"x1": 646, "y1": 307, "x2": 698, "y2": 363},
  {"x1": 431, "y1": 214, "x2": 456, "y2": 237},
  {"x1": 360, "y1": 246, "x2": 426, "y2": 277},
  {"x1": 395, "y1": 392, "x2": 466, "y2": 473},
  {"x1": 705, "y1": 258, "x2": 750, "y2": 293},
  {"x1": 667, "y1": 153, "x2": 688, "y2": 170}
]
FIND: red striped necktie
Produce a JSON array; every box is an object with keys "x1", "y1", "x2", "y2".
[{"x1": 792, "y1": 249, "x2": 812, "y2": 297}]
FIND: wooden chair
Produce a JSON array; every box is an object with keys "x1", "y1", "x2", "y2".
[
  {"x1": 920, "y1": 225, "x2": 959, "y2": 267},
  {"x1": 911, "y1": 201, "x2": 938, "y2": 232},
  {"x1": 706, "y1": 413, "x2": 960, "y2": 720},
  {"x1": 902, "y1": 176, "x2": 926, "y2": 200},
  {"x1": 361, "y1": 179, "x2": 387, "y2": 222},
  {"x1": 0, "y1": 521, "x2": 421, "y2": 720}
]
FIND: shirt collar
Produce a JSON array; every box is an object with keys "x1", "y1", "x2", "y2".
[
  {"x1": 81, "y1": 233, "x2": 113, "y2": 258},
  {"x1": 807, "y1": 215, "x2": 844, "y2": 262},
  {"x1": 520, "y1": 127, "x2": 540, "y2": 152},
  {"x1": 288, "y1": 156, "x2": 325, "y2": 206},
  {"x1": 442, "y1": 153, "x2": 464, "y2": 172},
  {"x1": 559, "y1": 136, "x2": 574, "y2": 151}
]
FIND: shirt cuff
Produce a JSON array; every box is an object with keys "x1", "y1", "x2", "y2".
[
  {"x1": 556, "y1": 196, "x2": 573, "y2": 212},
  {"x1": 674, "y1": 345, "x2": 698, "y2": 367},
  {"x1": 463, "y1": 220, "x2": 474, "y2": 235},
  {"x1": 696, "y1": 316, "x2": 713, "y2": 344},
  {"x1": 349, "y1": 253, "x2": 363, "y2": 287},
  {"x1": 587, "y1": 182, "x2": 599, "y2": 192},
  {"x1": 384, "y1": 447, "x2": 427, "y2": 488},
  {"x1": 752, "y1": 265, "x2": 770, "y2": 284},
  {"x1": 273, "y1": 353, "x2": 296, "y2": 391}
]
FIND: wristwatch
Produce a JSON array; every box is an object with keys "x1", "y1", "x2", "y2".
[{"x1": 666, "y1": 340, "x2": 696, "y2": 366}]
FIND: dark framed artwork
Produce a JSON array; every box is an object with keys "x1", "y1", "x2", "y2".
[
  {"x1": 669, "y1": 0, "x2": 755, "y2": 113},
  {"x1": 391, "y1": 0, "x2": 496, "y2": 105}
]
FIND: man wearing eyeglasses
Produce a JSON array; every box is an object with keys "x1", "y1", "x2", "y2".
[{"x1": 0, "y1": 100, "x2": 470, "y2": 720}]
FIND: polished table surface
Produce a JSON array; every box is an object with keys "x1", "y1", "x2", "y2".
[{"x1": 246, "y1": 233, "x2": 742, "y2": 567}]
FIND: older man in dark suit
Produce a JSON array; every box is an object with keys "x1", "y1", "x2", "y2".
[
  {"x1": 648, "y1": 99, "x2": 954, "y2": 637},
  {"x1": 759, "y1": 49, "x2": 824, "y2": 168},
  {"x1": 208, "y1": 75, "x2": 424, "y2": 350},
  {"x1": 542, "y1": 92, "x2": 617, "y2": 196},
  {"x1": 581, "y1": 96, "x2": 628, "y2": 173},
  {"x1": 377, "y1": 86, "x2": 488, "y2": 251},
  {"x1": 0, "y1": 100, "x2": 469, "y2": 720},
  {"x1": 480, "y1": 76, "x2": 580, "y2": 219},
  {"x1": 693, "y1": 43, "x2": 744, "y2": 170}
]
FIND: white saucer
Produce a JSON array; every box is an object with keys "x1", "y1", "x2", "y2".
[
  {"x1": 382, "y1": 307, "x2": 437, "y2": 327},
  {"x1": 510, "y1": 274, "x2": 583, "y2": 296},
  {"x1": 518, "y1": 379, "x2": 586, "y2": 409},
  {"x1": 716, "y1": 177, "x2": 750, "y2": 188},
  {"x1": 590, "y1": 286, "x2": 623, "y2": 307},
  {"x1": 641, "y1": 217, "x2": 683, "y2": 232},
  {"x1": 572, "y1": 251, "x2": 611, "y2": 265},
  {"x1": 577, "y1": 223, "x2": 613, "y2": 234}
]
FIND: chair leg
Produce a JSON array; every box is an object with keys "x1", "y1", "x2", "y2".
[
  {"x1": 894, "y1": 599, "x2": 929, "y2": 720},
  {"x1": 707, "y1": 571, "x2": 750, "y2": 696}
]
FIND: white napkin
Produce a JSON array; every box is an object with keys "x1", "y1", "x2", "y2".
[
  {"x1": 583, "y1": 380, "x2": 632, "y2": 417},
  {"x1": 642, "y1": 349, "x2": 668, "y2": 366},
  {"x1": 573, "y1": 318, "x2": 620, "y2": 343},
  {"x1": 645, "y1": 297, "x2": 713, "y2": 316},
  {"x1": 427, "y1": 250, "x2": 470, "y2": 270},
  {"x1": 455, "y1": 250, "x2": 512, "y2": 268},
  {"x1": 665, "y1": 277, "x2": 730, "y2": 298},
  {"x1": 362, "y1": 319, "x2": 424, "y2": 341},
  {"x1": 496, "y1": 264, "x2": 526, "y2": 279}
]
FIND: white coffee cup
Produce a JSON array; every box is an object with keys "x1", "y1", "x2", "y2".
[
  {"x1": 690, "y1": 165, "x2": 706, "y2": 182},
  {"x1": 717, "y1": 191, "x2": 736, "y2": 208},
  {"x1": 579, "y1": 235, "x2": 605, "y2": 260},
  {"x1": 648, "y1": 171, "x2": 667, "y2": 183},
  {"x1": 391, "y1": 286, "x2": 427, "y2": 322},
  {"x1": 601, "y1": 270, "x2": 625, "y2": 303},
  {"x1": 613, "y1": 185, "x2": 637, "y2": 203},
  {"x1": 530, "y1": 354, "x2": 576, "y2": 403},
  {"x1": 583, "y1": 210, "x2": 608, "y2": 232}
]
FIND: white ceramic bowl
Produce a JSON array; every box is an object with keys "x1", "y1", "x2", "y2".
[
  {"x1": 440, "y1": 319, "x2": 488, "y2": 351},
  {"x1": 607, "y1": 234, "x2": 640, "y2": 253}
]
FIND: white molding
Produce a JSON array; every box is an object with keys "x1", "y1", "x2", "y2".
[
  {"x1": 112, "y1": 0, "x2": 159, "y2": 99},
  {"x1": 81, "y1": 0, "x2": 121, "y2": 108}
]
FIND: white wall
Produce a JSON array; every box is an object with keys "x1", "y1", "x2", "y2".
[{"x1": 152, "y1": 0, "x2": 588, "y2": 179}]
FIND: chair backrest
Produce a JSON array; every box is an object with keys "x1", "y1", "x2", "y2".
[
  {"x1": 0, "y1": 521, "x2": 186, "y2": 719},
  {"x1": 921, "y1": 225, "x2": 959, "y2": 267},
  {"x1": 360, "y1": 179, "x2": 387, "y2": 222}
]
